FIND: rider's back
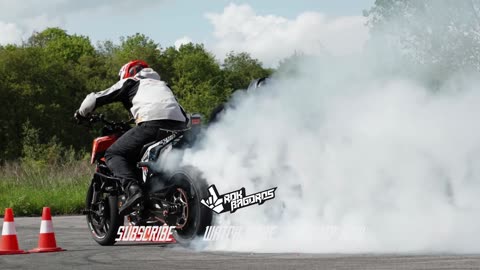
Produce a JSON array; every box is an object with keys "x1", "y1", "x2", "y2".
[{"x1": 131, "y1": 68, "x2": 185, "y2": 124}]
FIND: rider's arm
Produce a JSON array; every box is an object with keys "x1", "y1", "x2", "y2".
[{"x1": 78, "y1": 79, "x2": 137, "y2": 117}]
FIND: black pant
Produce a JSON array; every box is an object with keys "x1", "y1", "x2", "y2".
[{"x1": 105, "y1": 120, "x2": 185, "y2": 184}]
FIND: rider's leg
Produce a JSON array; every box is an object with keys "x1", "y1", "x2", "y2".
[
  {"x1": 105, "y1": 119, "x2": 188, "y2": 215},
  {"x1": 105, "y1": 121, "x2": 162, "y2": 214}
]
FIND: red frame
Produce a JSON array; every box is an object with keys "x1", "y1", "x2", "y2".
[{"x1": 91, "y1": 135, "x2": 118, "y2": 164}]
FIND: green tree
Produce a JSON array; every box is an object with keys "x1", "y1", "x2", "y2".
[
  {"x1": 171, "y1": 43, "x2": 228, "y2": 117},
  {"x1": 0, "y1": 29, "x2": 100, "y2": 160},
  {"x1": 0, "y1": 45, "x2": 49, "y2": 160},
  {"x1": 0, "y1": 28, "x2": 273, "y2": 161},
  {"x1": 28, "y1": 27, "x2": 95, "y2": 63},
  {"x1": 222, "y1": 52, "x2": 272, "y2": 90},
  {"x1": 157, "y1": 46, "x2": 179, "y2": 85},
  {"x1": 113, "y1": 33, "x2": 162, "y2": 72}
]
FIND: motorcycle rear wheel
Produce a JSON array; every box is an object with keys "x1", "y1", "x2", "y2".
[{"x1": 169, "y1": 166, "x2": 213, "y2": 246}]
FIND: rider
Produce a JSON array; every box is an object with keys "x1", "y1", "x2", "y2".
[{"x1": 75, "y1": 60, "x2": 187, "y2": 215}]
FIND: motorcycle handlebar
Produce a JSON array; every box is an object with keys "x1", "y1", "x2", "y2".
[
  {"x1": 88, "y1": 114, "x2": 111, "y2": 125},
  {"x1": 75, "y1": 112, "x2": 133, "y2": 128}
]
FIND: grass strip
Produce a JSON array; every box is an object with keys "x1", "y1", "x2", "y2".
[{"x1": 0, "y1": 161, "x2": 92, "y2": 216}]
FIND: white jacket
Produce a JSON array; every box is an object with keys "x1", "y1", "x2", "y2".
[{"x1": 78, "y1": 68, "x2": 186, "y2": 124}]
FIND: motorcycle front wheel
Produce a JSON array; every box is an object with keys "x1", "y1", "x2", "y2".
[{"x1": 85, "y1": 180, "x2": 123, "y2": 246}]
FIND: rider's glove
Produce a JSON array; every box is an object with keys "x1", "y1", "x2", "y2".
[{"x1": 74, "y1": 110, "x2": 88, "y2": 124}]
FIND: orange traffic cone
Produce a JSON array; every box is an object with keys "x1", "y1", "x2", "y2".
[
  {"x1": 0, "y1": 208, "x2": 28, "y2": 255},
  {"x1": 29, "y1": 207, "x2": 65, "y2": 253}
]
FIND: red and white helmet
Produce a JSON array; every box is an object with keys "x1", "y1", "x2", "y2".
[{"x1": 118, "y1": 60, "x2": 149, "y2": 79}]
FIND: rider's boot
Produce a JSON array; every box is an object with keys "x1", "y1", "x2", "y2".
[{"x1": 119, "y1": 180, "x2": 143, "y2": 215}]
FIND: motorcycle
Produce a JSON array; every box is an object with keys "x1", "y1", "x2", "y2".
[{"x1": 79, "y1": 114, "x2": 212, "y2": 246}]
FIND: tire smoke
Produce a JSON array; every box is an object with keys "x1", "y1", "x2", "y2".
[{"x1": 182, "y1": 52, "x2": 480, "y2": 252}]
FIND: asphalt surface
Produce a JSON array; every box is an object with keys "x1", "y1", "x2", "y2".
[{"x1": 0, "y1": 216, "x2": 479, "y2": 270}]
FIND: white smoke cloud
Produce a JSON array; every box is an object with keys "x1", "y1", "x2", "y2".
[
  {"x1": 181, "y1": 47, "x2": 480, "y2": 252},
  {"x1": 205, "y1": 3, "x2": 369, "y2": 66}
]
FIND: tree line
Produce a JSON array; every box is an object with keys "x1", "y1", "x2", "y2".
[
  {"x1": 1, "y1": 0, "x2": 479, "y2": 163},
  {"x1": 0, "y1": 28, "x2": 273, "y2": 162}
]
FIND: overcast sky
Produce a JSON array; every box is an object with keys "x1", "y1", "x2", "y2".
[{"x1": 0, "y1": 0, "x2": 375, "y2": 66}]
